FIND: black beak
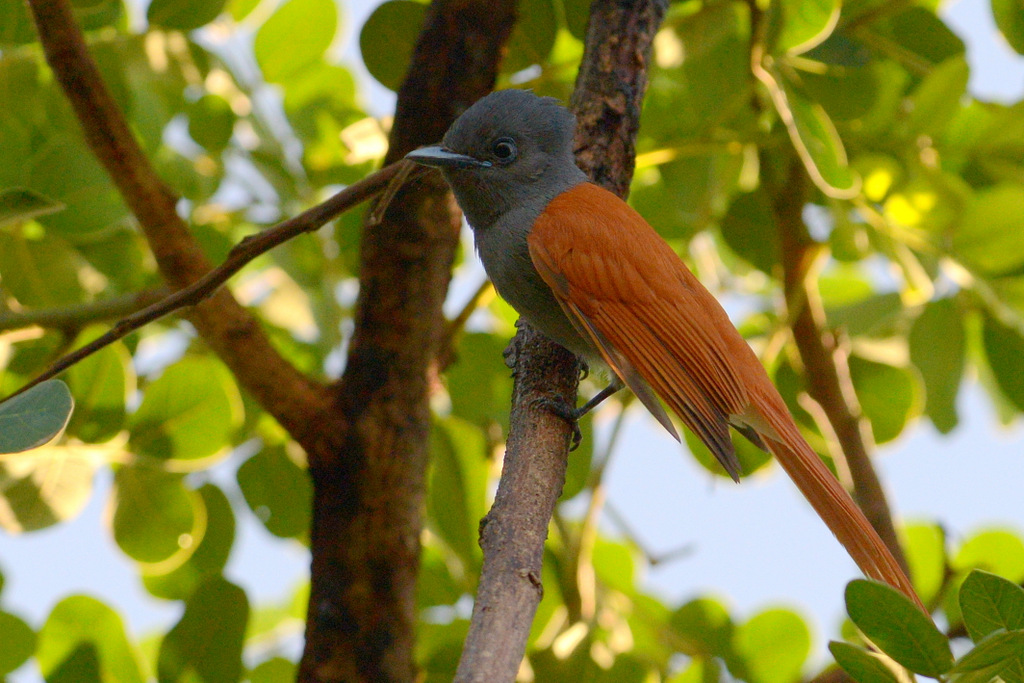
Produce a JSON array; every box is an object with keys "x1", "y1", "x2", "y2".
[{"x1": 406, "y1": 145, "x2": 491, "y2": 169}]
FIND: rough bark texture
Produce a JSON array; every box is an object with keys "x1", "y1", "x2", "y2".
[
  {"x1": 772, "y1": 162, "x2": 910, "y2": 575},
  {"x1": 26, "y1": 0, "x2": 334, "y2": 456},
  {"x1": 453, "y1": 0, "x2": 666, "y2": 680},
  {"x1": 299, "y1": 0, "x2": 517, "y2": 680}
]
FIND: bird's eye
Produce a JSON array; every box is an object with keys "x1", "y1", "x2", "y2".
[{"x1": 492, "y1": 138, "x2": 517, "y2": 162}]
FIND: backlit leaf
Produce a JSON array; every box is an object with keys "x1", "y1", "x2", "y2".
[
  {"x1": 848, "y1": 357, "x2": 920, "y2": 444},
  {"x1": 255, "y1": 0, "x2": 338, "y2": 83},
  {"x1": 734, "y1": 608, "x2": 811, "y2": 683},
  {"x1": 67, "y1": 327, "x2": 132, "y2": 443},
  {"x1": 112, "y1": 466, "x2": 201, "y2": 568},
  {"x1": 158, "y1": 577, "x2": 248, "y2": 683},
  {"x1": 0, "y1": 443, "x2": 96, "y2": 533},
  {"x1": 37, "y1": 595, "x2": 145, "y2": 683},
  {"x1": 908, "y1": 298, "x2": 964, "y2": 433},
  {"x1": 773, "y1": 0, "x2": 839, "y2": 54},
  {"x1": 129, "y1": 356, "x2": 242, "y2": 462},
  {"x1": 144, "y1": 484, "x2": 235, "y2": 599},
  {"x1": 953, "y1": 529, "x2": 1024, "y2": 582},
  {"x1": 904, "y1": 523, "x2": 946, "y2": 605},
  {"x1": 236, "y1": 445, "x2": 310, "y2": 539}
]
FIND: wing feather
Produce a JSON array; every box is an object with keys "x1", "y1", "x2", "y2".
[{"x1": 527, "y1": 182, "x2": 749, "y2": 479}]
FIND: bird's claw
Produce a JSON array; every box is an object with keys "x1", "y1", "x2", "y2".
[{"x1": 532, "y1": 396, "x2": 583, "y2": 451}]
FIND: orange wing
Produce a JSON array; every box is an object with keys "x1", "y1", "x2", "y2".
[
  {"x1": 527, "y1": 182, "x2": 923, "y2": 608},
  {"x1": 528, "y1": 182, "x2": 752, "y2": 480}
]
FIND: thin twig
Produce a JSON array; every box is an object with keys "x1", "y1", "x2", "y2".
[
  {"x1": 2, "y1": 161, "x2": 417, "y2": 403},
  {"x1": 0, "y1": 289, "x2": 170, "y2": 333}
]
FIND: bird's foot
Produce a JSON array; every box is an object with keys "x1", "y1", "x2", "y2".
[{"x1": 532, "y1": 395, "x2": 583, "y2": 451}]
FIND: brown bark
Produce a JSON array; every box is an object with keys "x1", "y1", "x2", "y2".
[
  {"x1": 772, "y1": 162, "x2": 910, "y2": 575},
  {"x1": 453, "y1": 0, "x2": 667, "y2": 680},
  {"x1": 298, "y1": 0, "x2": 517, "y2": 680}
]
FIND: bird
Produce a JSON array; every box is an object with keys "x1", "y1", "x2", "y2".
[{"x1": 406, "y1": 88, "x2": 923, "y2": 609}]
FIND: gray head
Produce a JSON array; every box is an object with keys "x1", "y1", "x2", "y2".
[{"x1": 406, "y1": 90, "x2": 587, "y2": 229}]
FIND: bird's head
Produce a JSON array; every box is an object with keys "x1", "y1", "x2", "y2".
[{"x1": 406, "y1": 90, "x2": 584, "y2": 229}]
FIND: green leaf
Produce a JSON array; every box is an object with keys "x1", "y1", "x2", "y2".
[
  {"x1": 773, "y1": 0, "x2": 839, "y2": 54},
  {"x1": 670, "y1": 597, "x2": 735, "y2": 659},
  {"x1": 255, "y1": 0, "x2": 338, "y2": 83},
  {"x1": 993, "y1": 0, "x2": 1024, "y2": 55},
  {"x1": 28, "y1": 136, "x2": 128, "y2": 237},
  {"x1": 592, "y1": 537, "x2": 637, "y2": 595},
  {"x1": 0, "y1": 232, "x2": 88, "y2": 307},
  {"x1": 503, "y1": 0, "x2": 557, "y2": 73},
  {"x1": 67, "y1": 327, "x2": 133, "y2": 443},
  {"x1": 0, "y1": 379, "x2": 74, "y2": 453},
  {"x1": 953, "y1": 530, "x2": 1024, "y2": 583},
  {"x1": 236, "y1": 445, "x2": 311, "y2": 539},
  {"x1": 112, "y1": 466, "x2": 201, "y2": 568},
  {"x1": 229, "y1": 0, "x2": 260, "y2": 20},
  {"x1": 37, "y1": 595, "x2": 145, "y2": 683},
  {"x1": 954, "y1": 185, "x2": 1024, "y2": 277},
  {"x1": 981, "y1": 315, "x2": 1024, "y2": 413},
  {"x1": 845, "y1": 580, "x2": 953, "y2": 676},
  {"x1": 848, "y1": 356, "x2": 920, "y2": 444},
  {"x1": 428, "y1": 417, "x2": 487, "y2": 570},
  {"x1": 0, "y1": 610, "x2": 35, "y2": 675},
  {"x1": 885, "y1": 7, "x2": 964, "y2": 67},
  {"x1": 0, "y1": 443, "x2": 96, "y2": 533},
  {"x1": 829, "y1": 641, "x2": 909, "y2": 683},
  {"x1": 959, "y1": 570, "x2": 1024, "y2": 643},
  {"x1": 147, "y1": 0, "x2": 228, "y2": 30},
  {"x1": 447, "y1": 332, "x2": 512, "y2": 432},
  {"x1": 0, "y1": 188, "x2": 64, "y2": 228},
  {"x1": 249, "y1": 657, "x2": 297, "y2": 683},
  {"x1": 719, "y1": 190, "x2": 781, "y2": 274},
  {"x1": 734, "y1": 608, "x2": 811, "y2": 683},
  {"x1": 909, "y1": 298, "x2": 964, "y2": 433},
  {"x1": 949, "y1": 629, "x2": 1024, "y2": 682},
  {"x1": 358, "y1": 0, "x2": 426, "y2": 91},
  {"x1": 905, "y1": 56, "x2": 969, "y2": 137},
  {"x1": 903, "y1": 523, "x2": 946, "y2": 605},
  {"x1": 764, "y1": 70, "x2": 858, "y2": 198},
  {"x1": 144, "y1": 484, "x2": 235, "y2": 600},
  {"x1": 129, "y1": 356, "x2": 243, "y2": 462},
  {"x1": 186, "y1": 94, "x2": 235, "y2": 152},
  {"x1": 158, "y1": 577, "x2": 248, "y2": 683}
]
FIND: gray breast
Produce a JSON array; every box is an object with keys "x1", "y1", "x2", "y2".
[{"x1": 473, "y1": 205, "x2": 596, "y2": 361}]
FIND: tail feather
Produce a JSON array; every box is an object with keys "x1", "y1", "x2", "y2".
[{"x1": 762, "y1": 432, "x2": 925, "y2": 612}]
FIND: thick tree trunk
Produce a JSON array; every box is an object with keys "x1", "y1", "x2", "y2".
[{"x1": 298, "y1": 0, "x2": 516, "y2": 680}]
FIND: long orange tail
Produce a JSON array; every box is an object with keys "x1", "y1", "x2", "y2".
[{"x1": 762, "y1": 431, "x2": 925, "y2": 611}]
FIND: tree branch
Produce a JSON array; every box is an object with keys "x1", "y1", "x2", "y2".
[
  {"x1": 298, "y1": 0, "x2": 517, "y2": 678},
  {"x1": 773, "y1": 161, "x2": 911, "y2": 575},
  {"x1": 0, "y1": 289, "x2": 169, "y2": 333},
  {"x1": 454, "y1": 0, "x2": 667, "y2": 679},
  {"x1": 2, "y1": 161, "x2": 418, "y2": 403},
  {"x1": 26, "y1": 0, "x2": 330, "y2": 454}
]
